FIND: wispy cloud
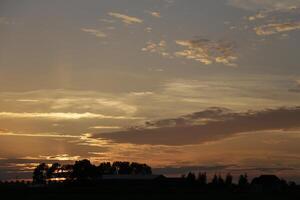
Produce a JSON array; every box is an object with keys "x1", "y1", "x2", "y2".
[
  {"x1": 236, "y1": 3, "x2": 300, "y2": 37},
  {"x1": 0, "y1": 112, "x2": 140, "y2": 120},
  {"x1": 146, "y1": 11, "x2": 161, "y2": 18},
  {"x1": 254, "y1": 22, "x2": 300, "y2": 35},
  {"x1": 81, "y1": 28, "x2": 107, "y2": 38},
  {"x1": 142, "y1": 40, "x2": 171, "y2": 58},
  {"x1": 89, "y1": 126, "x2": 122, "y2": 130},
  {"x1": 289, "y1": 79, "x2": 300, "y2": 92},
  {"x1": 0, "y1": 131, "x2": 78, "y2": 138},
  {"x1": 175, "y1": 38, "x2": 237, "y2": 66},
  {"x1": 129, "y1": 91, "x2": 154, "y2": 96},
  {"x1": 228, "y1": 0, "x2": 300, "y2": 11},
  {"x1": 108, "y1": 12, "x2": 143, "y2": 24},
  {"x1": 16, "y1": 99, "x2": 40, "y2": 103},
  {"x1": 99, "y1": 19, "x2": 116, "y2": 23},
  {"x1": 0, "y1": 17, "x2": 12, "y2": 25},
  {"x1": 49, "y1": 97, "x2": 137, "y2": 115},
  {"x1": 22, "y1": 154, "x2": 81, "y2": 161},
  {"x1": 245, "y1": 6, "x2": 300, "y2": 36}
]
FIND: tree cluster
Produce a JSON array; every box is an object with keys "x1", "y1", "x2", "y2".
[{"x1": 33, "y1": 159, "x2": 152, "y2": 184}]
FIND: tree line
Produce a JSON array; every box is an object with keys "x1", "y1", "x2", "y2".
[
  {"x1": 183, "y1": 172, "x2": 248, "y2": 187},
  {"x1": 32, "y1": 159, "x2": 298, "y2": 192},
  {"x1": 181, "y1": 171, "x2": 297, "y2": 192}
]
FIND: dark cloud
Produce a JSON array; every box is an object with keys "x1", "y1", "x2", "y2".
[
  {"x1": 94, "y1": 107, "x2": 300, "y2": 145},
  {"x1": 289, "y1": 88, "x2": 300, "y2": 92},
  {"x1": 144, "y1": 107, "x2": 232, "y2": 128}
]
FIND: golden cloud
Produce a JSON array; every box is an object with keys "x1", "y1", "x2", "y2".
[
  {"x1": 142, "y1": 40, "x2": 172, "y2": 58},
  {"x1": 175, "y1": 39, "x2": 237, "y2": 66},
  {"x1": 0, "y1": 112, "x2": 140, "y2": 120},
  {"x1": 254, "y1": 22, "x2": 300, "y2": 35},
  {"x1": 81, "y1": 28, "x2": 107, "y2": 38},
  {"x1": 108, "y1": 12, "x2": 143, "y2": 24}
]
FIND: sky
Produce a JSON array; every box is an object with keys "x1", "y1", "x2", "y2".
[{"x1": 1, "y1": 0, "x2": 300, "y2": 182}]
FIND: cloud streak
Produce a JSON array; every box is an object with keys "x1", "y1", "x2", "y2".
[
  {"x1": 254, "y1": 22, "x2": 300, "y2": 35},
  {"x1": 228, "y1": 0, "x2": 300, "y2": 11},
  {"x1": 0, "y1": 130, "x2": 79, "y2": 138},
  {"x1": 108, "y1": 12, "x2": 143, "y2": 24},
  {"x1": 146, "y1": 11, "x2": 161, "y2": 18},
  {"x1": 81, "y1": 28, "x2": 107, "y2": 38},
  {"x1": 0, "y1": 112, "x2": 140, "y2": 120}
]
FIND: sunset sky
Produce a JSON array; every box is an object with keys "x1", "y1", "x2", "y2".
[{"x1": 1, "y1": 0, "x2": 300, "y2": 181}]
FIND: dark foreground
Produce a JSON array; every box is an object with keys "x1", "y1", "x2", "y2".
[{"x1": 1, "y1": 180, "x2": 300, "y2": 200}]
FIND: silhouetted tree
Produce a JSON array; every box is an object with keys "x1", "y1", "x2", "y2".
[
  {"x1": 238, "y1": 173, "x2": 249, "y2": 188},
  {"x1": 280, "y1": 178, "x2": 288, "y2": 188},
  {"x1": 33, "y1": 163, "x2": 48, "y2": 184},
  {"x1": 197, "y1": 172, "x2": 207, "y2": 185},
  {"x1": 212, "y1": 174, "x2": 219, "y2": 186},
  {"x1": 211, "y1": 174, "x2": 225, "y2": 187},
  {"x1": 289, "y1": 181, "x2": 297, "y2": 189},
  {"x1": 113, "y1": 162, "x2": 132, "y2": 175},
  {"x1": 251, "y1": 175, "x2": 286, "y2": 192},
  {"x1": 144, "y1": 164, "x2": 152, "y2": 175},
  {"x1": 47, "y1": 162, "x2": 61, "y2": 179},
  {"x1": 186, "y1": 172, "x2": 196, "y2": 182},
  {"x1": 72, "y1": 159, "x2": 97, "y2": 181},
  {"x1": 61, "y1": 164, "x2": 73, "y2": 180},
  {"x1": 130, "y1": 162, "x2": 152, "y2": 175},
  {"x1": 98, "y1": 162, "x2": 116, "y2": 175},
  {"x1": 225, "y1": 173, "x2": 233, "y2": 186},
  {"x1": 218, "y1": 174, "x2": 225, "y2": 186}
]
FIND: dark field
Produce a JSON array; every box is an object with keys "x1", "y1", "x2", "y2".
[{"x1": 1, "y1": 180, "x2": 300, "y2": 200}]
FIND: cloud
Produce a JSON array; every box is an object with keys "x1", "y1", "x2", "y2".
[
  {"x1": 16, "y1": 99, "x2": 40, "y2": 103},
  {"x1": 289, "y1": 79, "x2": 300, "y2": 92},
  {"x1": 99, "y1": 19, "x2": 116, "y2": 23},
  {"x1": 146, "y1": 11, "x2": 161, "y2": 18},
  {"x1": 48, "y1": 97, "x2": 137, "y2": 115},
  {"x1": 254, "y1": 22, "x2": 300, "y2": 35},
  {"x1": 81, "y1": 28, "x2": 107, "y2": 38},
  {"x1": 1, "y1": 90, "x2": 138, "y2": 116},
  {"x1": 0, "y1": 130, "x2": 82, "y2": 139},
  {"x1": 246, "y1": 7, "x2": 300, "y2": 36},
  {"x1": 0, "y1": 17, "x2": 12, "y2": 25},
  {"x1": 22, "y1": 154, "x2": 81, "y2": 161},
  {"x1": 0, "y1": 112, "x2": 141, "y2": 120},
  {"x1": 89, "y1": 126, "x2": 121, "y2": 130},
  {"x1": 228, "y1": 0, "x2": 300, "y2": 11},
  {"x1": 142, "y1": 40, "x2": 172, "y2": 58},
  {"x1": 129, "y1": 91, "x2": 154, "y2": 96},
  {"x1": 239, "y1": 4, "x2": 300, "y2": 36},
  {"x1": 95, "y1": 107, "x2": 300, "y2": 145},
  {"x1": 108, "y1": 12, "x2": 143, "y2": 24},
  {"x1": 175, "y1": 38, "x2": 237, "y2": 66}
]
